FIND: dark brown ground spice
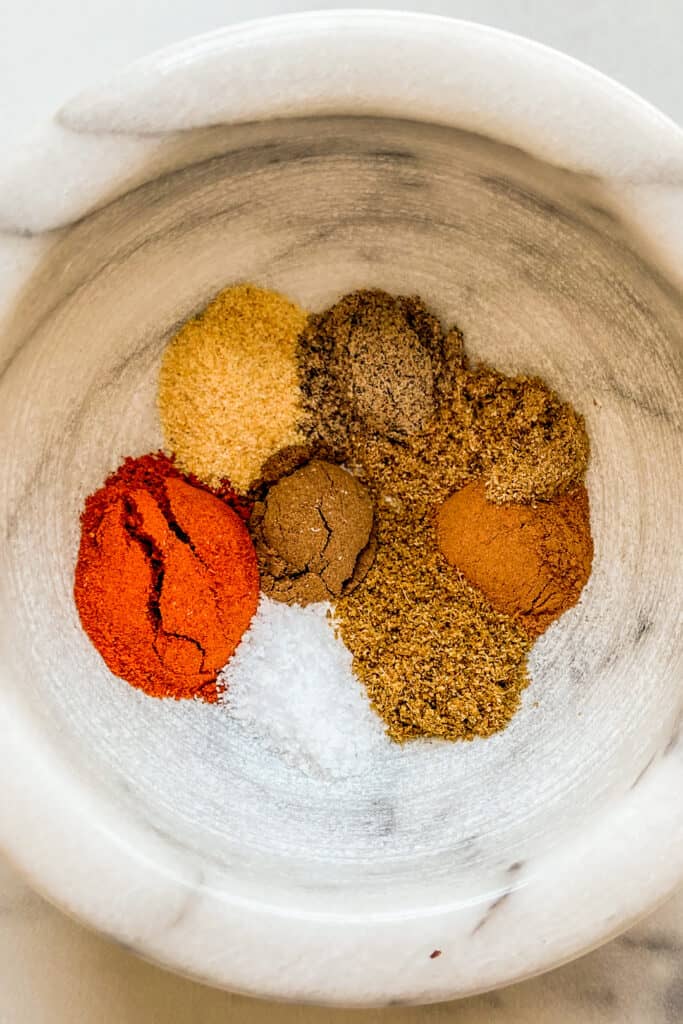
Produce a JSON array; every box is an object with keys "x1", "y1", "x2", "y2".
[{"x1": 250, "y1": 459, "x2": 376, "y2": 605}]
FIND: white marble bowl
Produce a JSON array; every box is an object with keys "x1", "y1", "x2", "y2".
[{"x1": 0, "y1": 12, "x2": 682, "y2": 1007}]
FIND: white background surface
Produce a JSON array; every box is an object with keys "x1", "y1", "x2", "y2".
[
  {"x1": 2, "y1": 0, "x2": 683, "y2": 155},
  {"x1": 1, "y1": 3, "x2": 682, "y2": 1022}
]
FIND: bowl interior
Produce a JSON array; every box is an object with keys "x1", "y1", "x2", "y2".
[{"x1": 1, "y1": 115, "x2": 681, "y2": 916}]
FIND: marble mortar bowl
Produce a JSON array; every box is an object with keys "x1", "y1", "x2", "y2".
[{"x1": 0, "y1": 11, "x2": 682, "y2": 1008}]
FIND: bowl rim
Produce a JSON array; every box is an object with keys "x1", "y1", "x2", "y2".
[{"x1": 1, "y1": 9, "x2": 682, "y2": 1007}]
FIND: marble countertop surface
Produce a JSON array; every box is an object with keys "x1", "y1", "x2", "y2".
[
  {"x1": 0, "y1": 853, "x2": 680, "y2": 1022},
  {"x1": 1, "y1": 2, "x2": 681, "y2": 1021}
]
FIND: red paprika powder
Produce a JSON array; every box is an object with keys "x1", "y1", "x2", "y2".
[{"x1": 74, "y1": 453, "x2": 259, "y2": 701}]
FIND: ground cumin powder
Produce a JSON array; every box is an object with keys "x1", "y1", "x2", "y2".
[
  {"x1": 335, "y1": 514, "x2": 532, "y2": 742},
  {"x1": 456, "y1": 370, "x2": 590, "y2": 504},
  {"x1": 353, "y1": 363, "x2": 589, "y2": 510}
]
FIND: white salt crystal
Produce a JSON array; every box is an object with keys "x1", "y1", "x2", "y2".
[{"x1": 220, "y1": 596, "x2": 387, "y2": 780}]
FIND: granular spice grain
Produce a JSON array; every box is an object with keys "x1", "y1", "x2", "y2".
[
  {"x1": 335, "y1": 515, "x2": 531, "y2": 742},
  {"x1": 221, "y1": 597, "x2": 387, "y2": 779},
  {"x1": 159, "y1": 284, "x2": 308, "y2": 493}
]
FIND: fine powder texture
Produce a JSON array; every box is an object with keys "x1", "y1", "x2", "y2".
[
  {"x1": 221, "y1": 597, "x2": 387, "y2": 779},
  {"x1": 158, "y1": 284, "x2": 308, "y2": 493},
  {"x1": 335, "y1": 518, "x2": 532, "y2": 742},
  {"x1": 437, "y1": 482, "x2": 594, "y2": 637},
  {"x1": 74, "y1": 454, "x2": 259, "y2": 701},
  {"x1": 251, "y1": 459, "x2": 376, "y2": 605},
  {"x1": 297, "y1": 289, "x2": 464, "y2": 451}
]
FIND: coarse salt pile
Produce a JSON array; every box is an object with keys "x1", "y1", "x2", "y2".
[{"x1": 220, "y1": 596, "x2": 387, "y2": 779}]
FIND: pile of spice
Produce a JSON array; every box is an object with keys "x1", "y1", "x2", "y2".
[
  {"x1": 74, "y1": 453, "x2": 258, "y2": 701},
  {"x1": 220, "y1": 597, "x2": 386, "y2": 778},
  {"x1": 251, "y1": 458, "x2": 376, "y2": 604},
  {"x1": 294, "y1": 289, "x2": 592, "y2": 742},
  {"x1": 74, "y1": 280, "x2": 594, "y2": 763},
  {"x1": 437, "y1": 481, "x2": 593, "y2": 638},
  {"x1": 158, "y1": 284, "x2": 307, "y2": 492},
  {"x1": 298, "y1": 290, "x2": 463, "y2": 450}
]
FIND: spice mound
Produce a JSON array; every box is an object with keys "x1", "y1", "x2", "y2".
[
  {"x1": 74, "y1": 453, "x2": 259, "y2": 701},
  {"x1": 297, "y1": 289, "x2": 463, "y2": 450},
  {"x1": 158, "y1": 284, "x2": 308, "y2": 493},
  {"x1": 306, "y1": 292, "x2": 594, "y2": 742},
  {"x1": 455, "y1": 371, "x2": 590, "y2": 504},
  {"x1": 251, "y1": 459, "x2": 376, "y2": 606},
  {"x1": 437, "y1": 482, "x2": 593, "y2": 637},
  {"x1": 336, "y1": 520, "x2": 532, "y2": 742},
  {"x1": 221, "y1": 597, "x2": 386, "y2": 779}
]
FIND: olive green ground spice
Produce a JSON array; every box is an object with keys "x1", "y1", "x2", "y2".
[
  {"x1": 336, "y1": 419, "x2": 535, "y2": 742},
  {"x1": 351, "y1": 362, "x2": 589, "y2": 510},
  {"x1": 159, "y1": 284, "x2": 308, "y2": 493},
  {"x1": 454, "y1": 370, "x2": 589, "y2": 504}
]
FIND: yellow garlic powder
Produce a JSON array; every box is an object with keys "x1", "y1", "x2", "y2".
[{"x1": 159, "y1": 284, "x2": 308, "y2": 493}]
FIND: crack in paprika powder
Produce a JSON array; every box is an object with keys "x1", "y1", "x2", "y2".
[{"x1": 74, "y1": 453, "x2": 259, "y2": 700}]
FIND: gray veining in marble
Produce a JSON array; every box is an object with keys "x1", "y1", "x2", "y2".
[
  {"x1": 0, "y1": 851, "x2": 680, "y2": 1023},
  {"x1": 0, "y1": 14, "x2": 681, "y2": 1006},
  {"x1": 2, "y1": 116, "x2": 680, "y2": 889}
]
